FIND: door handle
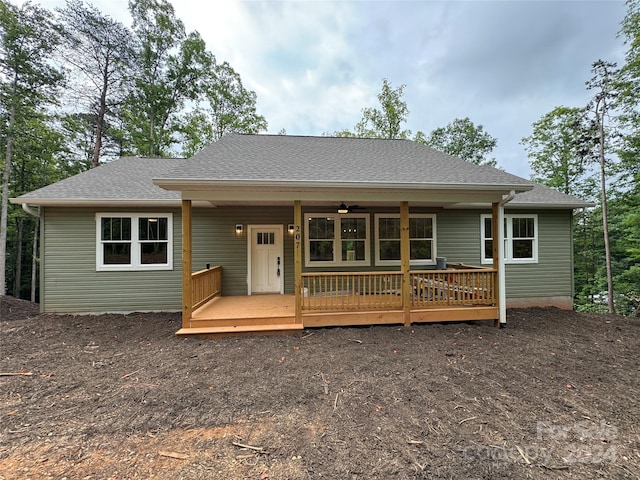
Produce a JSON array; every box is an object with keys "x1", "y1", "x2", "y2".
[{"x1": 277, "y1": 256, "x2": 281, "y2": 277}]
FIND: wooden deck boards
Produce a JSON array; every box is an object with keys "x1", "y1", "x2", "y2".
[
  {"x1": 179, "y1": 294, "x2": 497, "y2": 336},
  {"x1": 191, "y1": 294, "x2": 296, "y2": 321}
]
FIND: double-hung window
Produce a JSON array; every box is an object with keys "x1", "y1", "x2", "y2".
[
  {"x1": 481, "y1": 214, "x2": 538, "y2": 264},
  {"x1": 305, "y1": 214, "x2": 369, "y2": 266},
  {"x1": 375, "y1": 214, "x2": 436, "y2": 266},
  {"x1": 97, "y1": 213, "x2": 173, "y2": 271}
]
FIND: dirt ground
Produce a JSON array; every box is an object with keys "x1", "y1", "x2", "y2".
[{"x1": 1, "y1": 296, "x2": 639, "y2": 480}]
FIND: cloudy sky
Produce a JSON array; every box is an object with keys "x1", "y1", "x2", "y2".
[{"x1": 22, "y1": 0, "x2": 627, "y2": 177}]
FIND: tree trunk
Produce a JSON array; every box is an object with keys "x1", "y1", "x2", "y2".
[
  {"x1": 15, "y1": 217, "x2": 23, "y2": 298},
  {"x1": 91, "y1": 59, "x2": 110, "y2": 168},
  {"x1": 31, "y1": 215, "x2": 39, "y2": 303},
  {"x1": 0, "y1": 93, "x2": 17, "y2": 296},
  {"x1": 596, "y1": 96, "x2": 615, "y2": 314}
]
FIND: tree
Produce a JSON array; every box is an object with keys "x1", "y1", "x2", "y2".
[
  {"x1": 57, "y1": 0, "x2": 135, "y2": 167},
  {"x1": 616, "y1": 0, "x2": 640, "y2": 188},
  {"x1": 180, "y1": 61, "x2": 267, "y2": 156},
  {"x1": 423, "y1": 117, "x2": 498, "y2": 167},
  {"x1": 586, "y1": 59, "x2": 620, "y2": 314},
  {"x1": 0, "y1": 0, "x2": 64, "y2": 296},
  {"x1": 521, "y1": 106, "x2": 594, "y2": 197},
  {"x1": 124, "y1": 0, "x2": 213, "y2": 157},
  {"x1": 337, "y1": 78, "x2": 412, "y2": 139}
]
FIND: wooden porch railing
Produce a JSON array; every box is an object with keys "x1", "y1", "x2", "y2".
[
  {"x1": 191, "y1": 266, "x2": 222, "y2": 310},
  {"x1": 410, "y1": 266, "x2": 497, "y2": 308},
  {"x1": 301, "y1": 272, "x2": 403, "y2": 311},
  {"x1": 301, "y1": 265, "x2": 496, "y2": 312}
]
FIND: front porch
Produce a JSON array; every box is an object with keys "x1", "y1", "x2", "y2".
[
  {"x1": 176, "y1": 198, "x2": 507, "y2": 336},
  {"x1": 177, "y1": 262, "x2": 499, "y2": 335}
]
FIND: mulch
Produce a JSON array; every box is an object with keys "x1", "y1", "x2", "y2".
[{"x1": 1, "y1": 295, "x2": 639, "y2": 479}]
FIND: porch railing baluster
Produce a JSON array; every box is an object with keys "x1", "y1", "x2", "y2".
[{"x1": 300, "y1": 266, "x2": 496, "y2": 313}]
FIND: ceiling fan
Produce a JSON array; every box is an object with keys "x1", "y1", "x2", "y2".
[{"x1": 337, "y1": 202, "x2": 365, "y2": 214}]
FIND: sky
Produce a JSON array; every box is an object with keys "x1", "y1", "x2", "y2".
[{"x1": 21, "y1": 0, "x2": 627, "y2": 178}]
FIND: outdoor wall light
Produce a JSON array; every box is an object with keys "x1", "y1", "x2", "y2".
[
  {"x1": 288, "y1": 224, "x2": 295, "y2": 234},
  {"x1": 235, "y1": 224, "x2": 243, "y2": 234}
]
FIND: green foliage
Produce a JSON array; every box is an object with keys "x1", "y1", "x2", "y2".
[
  {"x1": 355, "y1": 79, "x2": 411, "y2": 139},
  {"x1": 124, "y1": 0, "x2": 214, "y2": 156},
  {"x1": 1, "y1": 0, "x2": 65, "y2": 296},
  {"x1": 423, "y1": 117, "x2": 498, "y2": 166},
  {"x1": 522, "y1": 106, "x2": 596, "y2": 198},
  {"x1": 57, "y1": 0, "x2": 135, "y2": 167},
  {"x1": 338, "y1": 78, "x2": 412, "y2": 139},
  {"x1": 180, "y1": 61, "x2": 267, "y2": 156},
  {"x1": 0, "y1": 0, "x2": 268, "y2": 300}
]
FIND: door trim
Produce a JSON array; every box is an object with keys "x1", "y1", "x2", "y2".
[{"x1": 247, "y1": 224, "x2": 284, "y2": 295}]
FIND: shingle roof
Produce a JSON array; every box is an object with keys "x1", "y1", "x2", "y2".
[
  {"x1": 11, "y1": 134, "x2": 590, "y2": 208},
  {"x1": 157, "y1": 133, "x2": 533, "y2": 188},
  {"x1": 509, "y1": 183, "x2": 595, "y2": 208},
  {"x1": 14, "y1": 157, "x2": 183, "y2": 203}
]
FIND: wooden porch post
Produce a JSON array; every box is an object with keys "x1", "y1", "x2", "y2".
[
  {"x1": 294, "y1": 200, "x2": 302, "y2": 325},
  {"x1": 400, "y1": 201, "x2": 411, "y2": 326},
  {"x1": 182, "y1": 199, "x2": 192, "y2": 328}
]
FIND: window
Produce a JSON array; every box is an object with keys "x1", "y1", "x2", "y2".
[
  {"x1": 481, "y1": 214, "x2": 538, "y2": 264},
  {"x1": 97, "y1": 213, "x2": 173, "y2": 270},
  {"x1": 305, "y1": 214, "x2": 369, "y2": 266},
  {"x1": 375, "y1": 214, "x2": 436, "y2": 266}
]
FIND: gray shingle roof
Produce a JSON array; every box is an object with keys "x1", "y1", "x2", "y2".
[
  {"x1": 14, "y1": 157, "x2": 183, "y2": 203},
  {"x1": 158, "y1": 133, "x2": 533, "y2": 188},
  {"x1": 509, "y1": 183, "x2": 595, "y2": 208},
  {"x1": 12, "y1": 134, "x2": 591, "y2": 208}
]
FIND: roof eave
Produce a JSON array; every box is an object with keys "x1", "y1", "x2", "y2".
[
  {"x1": 507, "y1": 201, "x2": 596, "y2": 209},
  {"x1": 152, "y1": 177, "x2": 534, "y2": 193},
  {"x1": 9, "y1": 198, "x2": 182, "y2": 207}
]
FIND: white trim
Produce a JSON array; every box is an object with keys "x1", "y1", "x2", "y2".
[
  {"x1": 374, "y1": 213, "x2": 437, "y2": 266},
  {"x1": 304, "y1": 213, "x2": 370, "y2": 267},
  {"x1": 95, "y1": 213, "x2": 173, "y2": 271},
  {"x1": 480, "y1": 214, "x2": 538, "y2": 265},
  {"x1": 497, "y1": 205, "x2": 507, "y2": 324},
  {"x1": 247, "y1": 224, "x2": 284, "y2": 295}
]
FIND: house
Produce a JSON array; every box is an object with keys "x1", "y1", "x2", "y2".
[{"x1": 11, "y1": 134, "x2": 591, "y2": 335}]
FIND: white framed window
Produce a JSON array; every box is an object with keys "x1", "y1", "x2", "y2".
[
  {"x1": 375, "y1": 214, "x2": 436, "y2": 266},
  {"x1": 304, "y1": 213, "x2": 370, "y2": 266},
  {"x1": 481, "y1": 214, "x2": 538, "y2": 264},
  {"x1": 96, "y1": 213, "x2": 173, "y2": 271}
]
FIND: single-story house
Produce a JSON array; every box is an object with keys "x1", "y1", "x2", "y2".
[{"x1": 11, "y1": 134, "x2": 591, "y2": 335}]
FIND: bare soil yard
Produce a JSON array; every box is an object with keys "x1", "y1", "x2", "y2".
[{"x1": 1, "y1": 296, "x2": 639, "y2": 479}]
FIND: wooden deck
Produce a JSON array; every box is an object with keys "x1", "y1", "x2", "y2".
[
  {"x1": 176, "y1": 293, "x2": 498, "y2": 336},
  {"x1": 176, "y1": 294, "x2": 301, "y2": 335}
]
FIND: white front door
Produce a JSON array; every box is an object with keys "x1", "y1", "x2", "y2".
[{"x1": 249, "y1": 225, "x2": 284, "y2": 294}]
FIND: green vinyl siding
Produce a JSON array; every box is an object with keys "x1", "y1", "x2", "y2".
[
  {"x1": 192, "y1": 206, "x2": 295, "y2": 296},
  {"x1": 435, "y1": 208, "x2": 573, "y2": 299},
  {"x1": 436, "y1": 210, "x2": 482, "y2": 264},
  {"x1": 503, "y1": 209, "x2": 573, "y2": 299},
  {"x1": 42, "y1": 207, "x2": 182, "y2": 313},
  {"x1": 40, "y1": 205, "x2": 574, "y2": 313}
]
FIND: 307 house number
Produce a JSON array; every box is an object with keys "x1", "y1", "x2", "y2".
[{"x1": 295, "y1": 225, "x2": 301, "y2": 248}]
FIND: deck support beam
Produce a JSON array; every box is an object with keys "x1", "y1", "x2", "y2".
[
  {"x1": 400, "y1": 201, "x2": 411, "y2": 326},
  {"x1": 182, "y1": 199, "x2": 193, "y2": 328},
  {"x1": 294, "y1": 200, "x2": 302, "y2": 324}
]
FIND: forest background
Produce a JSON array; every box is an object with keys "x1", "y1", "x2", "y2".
[{"x1": 1, "y1": 0, "x2": 638, "y2": 316}]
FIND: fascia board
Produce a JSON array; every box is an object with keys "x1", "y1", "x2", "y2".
[
  {"x1": 9, "y1": 198, "x2": 182, "y2": 207},
  {"x1": 152, "y1": 177, "x2": 533, "y2": 193}
]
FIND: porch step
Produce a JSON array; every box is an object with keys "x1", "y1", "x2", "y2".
[{"x1": 176, "y1": 323, "x2": 304, "y2": 336}]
